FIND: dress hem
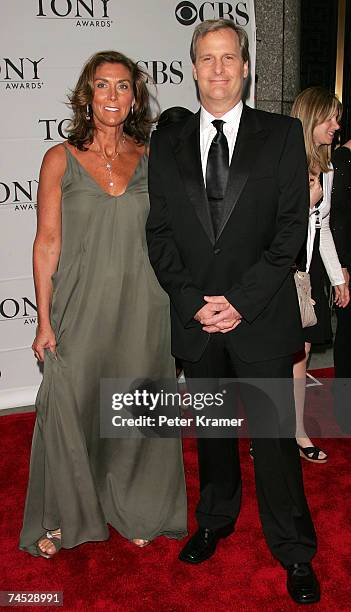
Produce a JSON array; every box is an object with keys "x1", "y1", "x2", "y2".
[{"x1": 19, "y1": 528, "x2": 188, "y2": 557}]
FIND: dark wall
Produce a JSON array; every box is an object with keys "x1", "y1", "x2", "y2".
[
  {"x1": 300, "y1": 0, "x2": 338, "y2": 91},
  {"x1": 341, "y1": 1, "x2": 351, "y2": 142},
  {"x1": 301, "y1": 0, "x2": 350, "y2": 143}
]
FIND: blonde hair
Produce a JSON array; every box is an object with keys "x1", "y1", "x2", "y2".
[{"x1": 291, "y1": 86, "x2": 342, "y2": 173}]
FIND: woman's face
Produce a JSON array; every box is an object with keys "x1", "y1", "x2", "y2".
[
  {"x1": 312, "y1": 113, "x2": 340, "y2": 147},
  {"x1": 91, "y1": 62, "x2": 134, "y2": 128}
]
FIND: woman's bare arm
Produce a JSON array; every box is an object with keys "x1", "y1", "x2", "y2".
[{"x1": 32, "y1": 144, "x2": 66, "y2": 360}]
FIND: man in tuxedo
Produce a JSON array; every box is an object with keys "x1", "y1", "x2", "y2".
[{"x1": 147, "y1": 19, "x2": 319, "y2": 604}]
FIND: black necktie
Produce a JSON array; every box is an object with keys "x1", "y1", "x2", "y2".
[{"x1": 206, "y1": 119, "x2": 229, "y2": 236}]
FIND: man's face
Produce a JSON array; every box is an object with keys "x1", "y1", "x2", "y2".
[{"x1": 192, "y1": 28, "x2": 248, "y2": 115}]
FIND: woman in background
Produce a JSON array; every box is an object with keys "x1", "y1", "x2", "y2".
[
  {"x1": 19, "y1": 50, "x2": 187, "y2": 558},
  {"x1": 291, "y1": 87, "x2": 349, "y2": 463}
]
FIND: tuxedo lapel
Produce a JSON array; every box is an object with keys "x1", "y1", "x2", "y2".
[
  {"x1": 172, "y1": 107, "x2": 269, "y2": 245},
  {"x1": 216, "y1": 106, "x2": 269, "y2": 241},
  {"x1": 173, "y1": 112, "x2": 215, "y2": 245}
]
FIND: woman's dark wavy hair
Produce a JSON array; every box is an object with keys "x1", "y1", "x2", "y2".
[{"x1": 67, "y1": 50, "x2": 155, "y2": 150}]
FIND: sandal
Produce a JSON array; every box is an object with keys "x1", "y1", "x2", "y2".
[
  {"x1": 298, "y1": 444, "x2": 328, "y2": 464},
  {"x1": 36, "y1": 529, "x2": 62, "y2": 558},
  {"x1": 131, "y1": 539, "x2": 150, "y2": 548}
]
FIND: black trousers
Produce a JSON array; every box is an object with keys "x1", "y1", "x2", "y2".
[
  {"x1": 182, "y1": 333, "x2": 317, "y2": 567},
  {"x1": 333, "y1": 269, "x2": 351, "y2": 431},
  {"x1": 334, "y1": 269, "x2": 351, "y2": 378}
]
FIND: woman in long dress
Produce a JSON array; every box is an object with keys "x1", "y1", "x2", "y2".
[
  {"x1": 19, "y1": 50, "x2": 187, "y2": 557},
  {"x1": 291, "y1": 87, "x2": 349, "y2": 463}
]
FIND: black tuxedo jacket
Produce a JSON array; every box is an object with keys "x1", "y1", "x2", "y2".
[{"x1": 147, "y1": 105, "x2": 309, "y2": 363}]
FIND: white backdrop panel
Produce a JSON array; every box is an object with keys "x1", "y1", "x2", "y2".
[{"x1": 0, "y1": 0, "x2": 256, "y2": 409}]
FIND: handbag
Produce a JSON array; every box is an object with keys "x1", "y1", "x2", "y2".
[{"x1": 294, "y1": 270, "x2": 317, "y2": 328}]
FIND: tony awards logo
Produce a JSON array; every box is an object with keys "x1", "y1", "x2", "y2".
[
  {"x1": 0, "y1": 57, "x2": 44, "y2": 91},
  {"x1": 38, "y1": 118, "x2": 70, "y2": 141},
  {"x1": 0, "y1": 179, "x2": 38, "y2": 212},
  {"x1": 0, "y1": 297, "x2": 37, "y2": 326},
  {"x1": 37, "y1": 0, "x2": 112, "y2": 27}
]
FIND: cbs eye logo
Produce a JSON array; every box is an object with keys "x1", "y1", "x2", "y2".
[
  {"x1": 175, "y1": 1, "x2": 198, "y2": 25},
  {"x1": 175, "y1": 2, "x2": 250, "y2": 27}
]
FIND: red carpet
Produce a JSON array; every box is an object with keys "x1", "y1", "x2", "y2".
[{"x1": 1, "y1": 403, "x2": 351, "y2": 611}]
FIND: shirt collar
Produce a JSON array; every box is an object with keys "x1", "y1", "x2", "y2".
[{"x1": 200, "y1": 100, "x2": 243, "y2": 131}]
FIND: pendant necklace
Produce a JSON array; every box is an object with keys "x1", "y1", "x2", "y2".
[{"x1": 92, "y1": 133, "x2": 126, "y2": 188}]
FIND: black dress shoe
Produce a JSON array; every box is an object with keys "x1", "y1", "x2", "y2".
[
  {"x1": 178, "y1": 525, "x2": 234, "y2": 564},
  {"x1": 287, "y1": 563, "x2": 320, "y2": 604}
]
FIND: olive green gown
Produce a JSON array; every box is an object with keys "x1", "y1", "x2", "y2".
[{"x1": 19, "y1": 148, "x2": 187, "y2": 556}]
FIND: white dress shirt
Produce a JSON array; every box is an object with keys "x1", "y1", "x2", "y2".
[
  {"x1": 200, "y1": 101, "x2": 243, "y2": 184},
  {"x1": 306, "y1": 165, "x2": 344, "y2": 286}
]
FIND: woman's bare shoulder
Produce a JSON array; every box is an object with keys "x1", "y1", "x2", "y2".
[{"x1": 40, "y1": 143, "x2": 67, "y2": 177}]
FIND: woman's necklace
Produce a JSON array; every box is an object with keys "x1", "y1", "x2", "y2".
[{"x1": 92, "y1": 133, "x2": 126, "y2": 188}]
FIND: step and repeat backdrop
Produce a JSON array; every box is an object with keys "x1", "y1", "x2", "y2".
[{"x1": 0, "y1": 0, "x2": 256, "y2": 409}]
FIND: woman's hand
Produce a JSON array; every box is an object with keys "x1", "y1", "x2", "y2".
[
  {"x1": 32, "y1": 325, "x2": 57, "y2": 361},
  {"x1": 334, "y1": 283, "x2": 350, "y2": 308},
  {"x1": 309, "y1": 173, "x2": 323, "y2": 208}
]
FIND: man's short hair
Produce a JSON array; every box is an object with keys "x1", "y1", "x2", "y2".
[{"x1": 190, "y1": 19, "x2": 249, "y2": 64}]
